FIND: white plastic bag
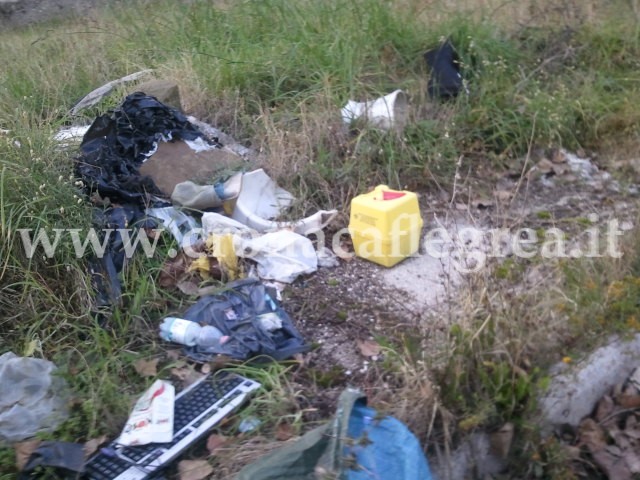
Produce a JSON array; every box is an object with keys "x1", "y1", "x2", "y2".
[
  {"x1": 239, "y1": 230, "x2": 318, "y2": 283},
  {"x1": 202, "y1": 213, "x2": 319, "y2": 283},
  {"x1": 0, "y1": 352, "x2": 69, "y2": 443}
]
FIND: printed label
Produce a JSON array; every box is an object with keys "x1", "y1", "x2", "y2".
[{"x1": 224, "y1": 308, "x2": 238, "y2": 320}]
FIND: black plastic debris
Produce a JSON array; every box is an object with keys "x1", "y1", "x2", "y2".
[
  {"x1": 18, "y1": 441, "x2": 85, "y2": 479},
  {"x1": 89, "y1": 205, "x2": 160, "y2": 309},
  {"x1": 76, "y1": 92, "x2": 219, "y2": 204},
  {"x1": 74, "y1": 92, "x2": 212, "y2": 310},
  {"x1": 181, "y1": 278, "x2": 309, "y2": 362},
  {"x1": 424, "y1": 40, "x2": 464, "y2": 99}
]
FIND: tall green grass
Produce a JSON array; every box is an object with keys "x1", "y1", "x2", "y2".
[{"x1": 2, "y1": 1, "x2": 639, "y2": 186}]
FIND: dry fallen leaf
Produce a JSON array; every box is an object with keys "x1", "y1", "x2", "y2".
[
  {"x1": 178, "y1": 459, "x2": 213, "y2": 480},
  {"x1": 357, "y1": 339, "x2": 381, "y2": 357},
  {"x1": 275, "y1": 422, "x2": 294, "y2": 441},
  {"x1": 536, "y1": 158, "x2": 554, "y2": 174},
  {"x1": 551, "y1": 149, "x2": 568, "y2": 164},
  {"x1": 562, "y1": 444, "x2": 582, "y2": 461},
  {"x1": 84, "y1": 435, "x2": 108, "y2": 458},
  {"x1": 177, "y1": 279, "x2": 200, "y2": 296},
  {"x1": 171, "y1": 366, "x2": 205, "y2": 387},
  {"x1": 166, "y1": 349, "x2": 182, "y2": 361},
  {"x1": 625, "y1": 418, "x2": 640, "y2": 441},
  {"x1": 618, "y1": 394, "x2": 640, "y2": 409},
  {"x1": 579, "y1": 418, "x2": 607, "y2": 450},
  {"x1": 624, "y1": 449, "x2": 640, "y2": 474},
  {"x1": 134, "y1": 358, "x2": 159, "y2": 377},
  {"x1": 206, "y1": 434, "x2": 227, "y2": 455},
  {"x1": 595, "y1": 395, "x2": 615, "y2": 423},
  {"x1": 15, "y1": 439, "x2": 41, "y2": 471},
  {"x1": 158, "y1": 252, "x2": 190, "y2": 288},
  {"x1": 579, "y1": 418, "x2": 632, "y2": 479},
  {"x1": 610, "y1": 427, "x2": 632, "y2": 451},
  {"x1": 592, "y1": 449, "x2": 632, "y2": 480}
]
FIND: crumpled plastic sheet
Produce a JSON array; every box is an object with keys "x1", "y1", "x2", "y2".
[
  {"x1": 235, "y1": 388, "x2": 432, "y2": 480},
  {"x1": 202, "y1": 212, "x2": 319, "y2": 283},
  {"x1": 424, "y1": 40, "x2": 464, "y2": 99},
  {"x1": 89, "y1": 204, "x2": 158, "y2": 309},
  {"x1": 18, "y1": 441, "x2": 85, "y2": 478},
  {"x1": 238, "y1": 230, "x2": 318, "y2": 283},
  {"x1": 74, "y1": 92, "x2": 207, "y2": 309},
  {"x1": 181, "y1": 278, "x2": 309, "y2": 362},
  {"x1": 75, "y1": 92, "x2": 218, "y2": 204},
  {"x1": 0, "y1": 353, "x2": 69, "y2": 444}
]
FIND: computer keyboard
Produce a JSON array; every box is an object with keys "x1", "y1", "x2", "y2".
[{"x1": 84, "y1": 372, "x2": 261, "y2": 480}]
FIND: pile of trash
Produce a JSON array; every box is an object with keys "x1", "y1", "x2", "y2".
[
  {"x1": 58, "y1": 88, "x2": 344, "y2": 369},
  {"x1": 341, "y1": 39, "x2": 465, "y2": 132},
  {"x1": 3, "y1": 35, "x2": 470, "y2": 476},
  {"x1": 70, "y1": 91, "x2": 337, "y2": 307}
]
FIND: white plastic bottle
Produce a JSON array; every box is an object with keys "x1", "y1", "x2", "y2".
[
  {"x1": 196, "y1": 325, "x2": 227, "y2": 349},
  {"x1": 159, "y1": 317, "x2": 226, "y2": 348},
  {"x1": 160, "y1": 317, "x2": 199, "y2": 346}
]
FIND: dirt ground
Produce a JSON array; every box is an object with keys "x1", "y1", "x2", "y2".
[{"x1": 286, "y1": 146, "x2": 638, "y2": 376}]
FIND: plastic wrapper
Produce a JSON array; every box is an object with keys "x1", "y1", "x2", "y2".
[
  {"x1": 118, "y1": 380, "x2": 175, "y2": 446},
  {"x1": 0, "y1": 353, "x2": 69, "y2": 443}
]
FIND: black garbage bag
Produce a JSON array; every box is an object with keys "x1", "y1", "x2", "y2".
[
  {"x1": 424, "y1": 40, "x2": 464, "y2": 99},
  {"x1": 75, "y1": 92, "x2": 218, "y2": 204},
  {"x1": 74, "y1": 92, "x2": 211, "y2": 309},
  {"x1": 182, "y1": 278, "x2": 309, "y2": 362},
  {"x1": 18, "y1": 441, "x2": 85, "y2": 479},
  {"x1": 89, "y1": 205, "x2": 159, "y2": 308}
]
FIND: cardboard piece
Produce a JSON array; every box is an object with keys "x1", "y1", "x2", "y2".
[
  {"x1": 139, "y1": 141, "x2": 244, "y2": 196},
  {"x1": 134, "y1": 79, "x2": 182, "y2": 110}
]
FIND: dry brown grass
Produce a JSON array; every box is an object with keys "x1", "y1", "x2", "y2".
[{"x1": 397, "y1": 0, "x2": 630, "y2": 28}]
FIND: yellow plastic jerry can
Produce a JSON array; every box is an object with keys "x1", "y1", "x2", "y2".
[{"x1": 348, "y1": 185, "x2": 423, "y2": 267}]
